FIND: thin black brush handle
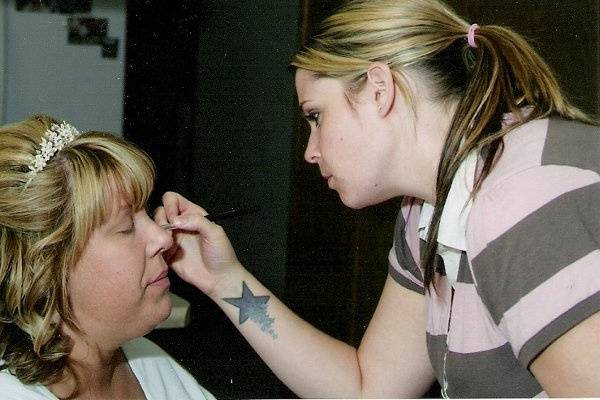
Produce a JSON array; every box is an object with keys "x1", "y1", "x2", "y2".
[
  {"x1": 160, "y1": 207, "x2": 259, "y2": 230},
  {"x1": 206, "y1": 208, "x2": 258, "y2": 222}
]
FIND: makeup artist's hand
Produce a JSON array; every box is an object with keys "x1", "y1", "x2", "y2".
[{"x1": 156, "y1": 191, "x2": 242, "y2": 295}]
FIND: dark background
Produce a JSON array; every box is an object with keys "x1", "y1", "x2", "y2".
[
  {"x1": 123, "y1": 1, "x2": 599, "y2": 399},
  {"x1": 125, "y1": 2, "x2": 301, "y2": 398}
]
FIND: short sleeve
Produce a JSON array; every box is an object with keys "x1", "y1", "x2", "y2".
[
  {"x1": 124, "y1": 337, "x2": 216, "y2": 400},
  {"x1": 388, "y1": 197, "x2": 425, "y2": 294},
  {"x1": 467, "y1": 164, "x2": 600, "y2": 368}
]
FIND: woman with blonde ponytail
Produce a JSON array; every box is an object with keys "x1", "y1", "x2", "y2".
[
  {"x1": 0, "y1": 115, "x2": 215, "y2": 399},
  {"x1": 161, "y1": 0, "x2": 600, "y2": 396}
]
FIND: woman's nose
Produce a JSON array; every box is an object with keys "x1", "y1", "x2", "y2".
[
  {"x1": 147, "y1": 220, "x2": 174, "y2": 257},
  {"x1": 304, "y1": 132, "x2": 321, "y2": 164}
]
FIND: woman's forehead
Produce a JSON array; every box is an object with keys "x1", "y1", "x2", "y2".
[{"x1": 296, "y1": 72, "x2": 345, "y2": 105}]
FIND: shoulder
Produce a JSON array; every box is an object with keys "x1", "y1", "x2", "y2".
[
  {"x1": 480, "y1": 117, "x2": 600, "y2": 190},
  {"x1": 468, "y1": 117, "x2": 600, "y2": 258},
  {"x1": 0, "y1": 368, "x2": 54, "y2": 399},
  {"x1": 122, "y1": 337, "x2": 181, "y2": 375},
  {"x1": 123, "y1": 337, "x2": 216, "y2": 400}
]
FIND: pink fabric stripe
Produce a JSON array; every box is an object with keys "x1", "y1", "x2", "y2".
[
  {"x1": 499, "y1": 250, "x2": 600, "y2": 356},
  {"x1": 447, "y1": 282, "x2": 507, "y2": 352},
  {"x1": 388, "y1": 247, "x2": 423, "y2": 288},
  {"x1": 426, "y1": 277, "x2": 452, "y2": 335},
  {"x1": 481, "y1": 119, "x2": 548, "y2": 187},
  {"x1": 467, "y1": 166, "x2": 600, "y2": 258}
]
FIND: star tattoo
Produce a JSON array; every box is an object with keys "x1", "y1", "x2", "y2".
[{"x1": 223, "y1": 281, "x2": 278, "y2": 339}]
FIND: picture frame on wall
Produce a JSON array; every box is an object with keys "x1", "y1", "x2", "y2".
[{"x1": 16, "y1": 0, "x2": 92, "y2": 14}]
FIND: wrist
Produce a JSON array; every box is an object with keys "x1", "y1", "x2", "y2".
[{"x1": 205, "y1": 261, "x2": 247, "y2": 301}]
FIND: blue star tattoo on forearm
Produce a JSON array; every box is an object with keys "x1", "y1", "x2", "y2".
[{"x1": 223, "y1": 281, "x2": 278, "y2": 339}]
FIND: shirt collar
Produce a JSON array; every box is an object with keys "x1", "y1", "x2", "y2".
[
  {"x1": 418, "y1": 149, "x2": 478, "y2": 251},
  {"x1": 417, "y1": 107, "x2": 531, "y2": 251}
]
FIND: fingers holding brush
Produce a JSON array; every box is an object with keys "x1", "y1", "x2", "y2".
[
  {"x1": 158, "y1": 191, "x2": 243, "y2": 295},
  {"x1": 161, "y1": 191, "x2": 208, "y2": 224}
]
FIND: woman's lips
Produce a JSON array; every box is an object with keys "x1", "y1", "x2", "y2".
[{"x1": 149, "y1": 270, "x2": 170, "y2": 287}]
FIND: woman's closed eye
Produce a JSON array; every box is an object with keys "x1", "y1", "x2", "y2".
[
  {"x1": 120, "y1": 224, "x2": 135, "y2": 234},
  {"x1": 119, "y1": 217, "x2": 136, "y2": 234},
  {"x1": 304, "y1": 111, "x2": 321, "y2": 127}
]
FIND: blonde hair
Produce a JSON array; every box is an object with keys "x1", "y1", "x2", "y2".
[
  {"x1": 0, "y1": 115, "x2": 155, "y2": 386},
  {"x1": 292, "y1": 0, "x2": 595, "y2": 288}
]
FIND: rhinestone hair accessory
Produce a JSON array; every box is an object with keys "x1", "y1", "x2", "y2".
[
  {"x1": 467, "y1": 23, "x2": 479, "y2": 48},
  {"x1": 25, "y1": 121, "x2": 80, "y2": 185}
]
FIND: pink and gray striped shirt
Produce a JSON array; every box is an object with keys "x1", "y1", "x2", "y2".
[{"x1": 388, "y1": 117, "x2": 600, "y2": 397}]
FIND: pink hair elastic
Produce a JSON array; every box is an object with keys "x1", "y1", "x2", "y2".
[{"x1": 468, "y1": 23, "x2": 479, "y2": 48}]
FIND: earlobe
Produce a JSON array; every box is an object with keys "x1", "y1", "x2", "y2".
[{"x1": 366, "y1": 62, "x2": 395, "y2": 115}]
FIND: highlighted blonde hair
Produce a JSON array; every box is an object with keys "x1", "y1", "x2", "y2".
[
  {"x1": 0, "y1": 115, "x2": 154, "y2": 387},
  {"x1": 292, "y1": 0, "x2": 595, "y2": 288}
]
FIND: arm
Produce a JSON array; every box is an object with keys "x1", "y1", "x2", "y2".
[
  {"x1": 530, "y1": 311, "x2": 600, "y2": 396},
  {"x1": 159, "y1": 192, "x2": 435, "y2": 398}
]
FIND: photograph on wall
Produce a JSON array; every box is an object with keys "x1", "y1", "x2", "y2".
[{"x1": 16, "y1": 0, "x2": 92, "y2": 13}]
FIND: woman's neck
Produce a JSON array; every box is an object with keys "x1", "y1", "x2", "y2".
[
  {"x1": 47, "y1": 331, "x2": 145, "y2": 399},
  {"x1": 396, "y1": 96, "x2": 458, "y2": 205}
]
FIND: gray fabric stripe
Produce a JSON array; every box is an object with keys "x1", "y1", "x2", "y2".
[
  {"x1": 543, "y1": 118, "x2": 600, "y2": 175},
  {"x1": 426, "y1": 333, "x2": 446, "y2": 383},
  {"x1": 392, "y1": 205, "x2": 424, "y2": 282},
  {"x1": 519, "y1": 291, "x2": 600, "y2": 367},
  {"x1": 446, "y1": 342, "x2": 542, "y2": 398},
  {"x1": 456, "y1": 251, "x2": 473, "y2": 284},
  {"x1": 471, "y1": 183, "x2": 600, "y2": 323},
  {"x1": 387, "y1": 269, "x2": 424, "y2": 294}
]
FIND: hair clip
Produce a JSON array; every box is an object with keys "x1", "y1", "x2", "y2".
[{"x1": 25, "y1": 121, "x2": 80, "y2": 186}]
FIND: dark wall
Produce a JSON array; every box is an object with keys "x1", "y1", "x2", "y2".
[
  {"x1": 446, "y1": 0, "x2": 600, "y2": 115},
  {"x1": 188, "y1": 1, "x2": 299, "y2": 297},
  {"x1": 124, "y1": 2, "x2": 299, "y2": 399},
  {"x1": 124, "y1": 4, "x2": 298, "y2": 296}
]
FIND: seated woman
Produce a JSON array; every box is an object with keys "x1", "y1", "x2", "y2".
[{"x1": 0, "y1": 115, "x2": 215, "y2": 399}]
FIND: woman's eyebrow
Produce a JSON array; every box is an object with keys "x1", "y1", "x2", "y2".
[{"x1": 107, "y1": 204, "x2": 133, "y2": 224}]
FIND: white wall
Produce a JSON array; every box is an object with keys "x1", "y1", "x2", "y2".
[{"x1": 3, "y1": 0, "x2": 126, "y2": 135}]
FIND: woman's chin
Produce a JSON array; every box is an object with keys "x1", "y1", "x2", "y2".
[
  {"x1": 338, "y1": 191, "x2": 368, "y2": 210},
  {"x1": 338, "y1": 188, "x2": 382, "y2": 210},
  {"x1": 148, "y1": 296, "x2": 173, "y2": 330},
  {"x1": 158, "y1": 296, "x2": 173, "y2": 322},
  {"x1": 140, "y1": 304, "x2": 172, "y2": 336}
]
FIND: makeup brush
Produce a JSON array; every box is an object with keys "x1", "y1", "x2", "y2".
[{"x1": 160, "y1": 207, "x2": 259, "y2": 230}]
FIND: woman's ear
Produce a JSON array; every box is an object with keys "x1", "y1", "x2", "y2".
[{"x1": 365, "y1": 62, "x2": 396, "y2": 116}]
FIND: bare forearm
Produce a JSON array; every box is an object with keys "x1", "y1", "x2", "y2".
[
  {"x1": 207, "y1": 264, "x2": 365, "y2": 398},
  {"x1": 158, "y1": 194, "x2": 432, "y2": 397}
]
